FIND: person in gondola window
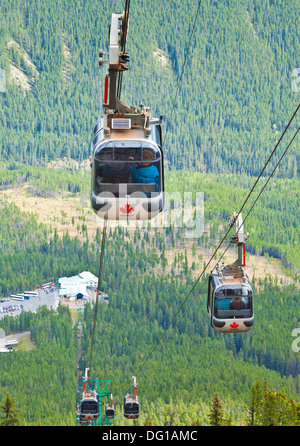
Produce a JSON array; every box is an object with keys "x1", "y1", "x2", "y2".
[
  {"x1": 97, "y1": 152, "x2": 134, "y2": 184},
  {"x1": 132, "y1": 149, "x2": 159, "y2": 191},
  {"x1": 230, "y1": 296, "x2": 246, "y2": 310},
  {"x1": 215, "y1": 297, "x2": 231, "y2": 310},
  {"x1": 214, "y1": 288, "x2": 231, "y2": 312}
]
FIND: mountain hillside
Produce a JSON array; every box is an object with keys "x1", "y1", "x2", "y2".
[
  {"x1": 0, "y1": 0, "x2": 299, "y2": 426},
  {"x1": 0, "y1": 0, "x2": 299, "y2": 176}
]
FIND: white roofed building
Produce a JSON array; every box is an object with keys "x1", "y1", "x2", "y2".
[
  {"x1": 77, "y1": 271, "x2": 98, "y2": 288},
  {"x1": 58, "y1": 271, "x2": 98, "y2": 300}
]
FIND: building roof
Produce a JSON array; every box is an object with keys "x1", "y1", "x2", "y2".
[
  {"x1": 58, "y1": 271, "x2": 99, "y2": 298},
  {"x1": 78, "y1": 271, "x2": 98, "y2": 282},
  {"x1": 58, "y1": 271, "x2": 98, "y2": 284}
]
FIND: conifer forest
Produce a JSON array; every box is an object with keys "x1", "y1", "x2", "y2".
[{"x1": 0, "y1": 0, "x2": 299, "y2": 427}]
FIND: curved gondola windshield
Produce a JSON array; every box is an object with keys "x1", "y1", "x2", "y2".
[
  {"x1": 81, "y1": 401, "x2": 98, "y2": 414},
  {"x1": 124, "y1": 402, "x2": 139, "y2": 417},
  {"x1": 125, "y1": 402, "x2": 139, "y2": 412},
  {"x1": 213, "y1": 285, "x2": 253, "y2": 319},
  {"x1": 106, "y1": 408, "x2": 115, "y2": 418},
  {"x1": 93, "y1": 141, "x2": 162, "y2": 197}
]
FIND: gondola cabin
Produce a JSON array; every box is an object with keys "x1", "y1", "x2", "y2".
[
  {"x1": 207, "y1": 266, "x2": 254, "y2": 333},
  {"x1": 124, "y1": 393, "x2": 139, "y2": 419},
  {"x1": 91, "y1": 117, "x2": 164, "y2": 220},
  {"x1": 92, "y1": 10, "x2": 165, "y2": 221},
  {"x1": 79, "y1": 390, "x2": 99, "y2": 422},
  {"x1": 105, "y1": 403, "x2": 115, "y2": 419}
]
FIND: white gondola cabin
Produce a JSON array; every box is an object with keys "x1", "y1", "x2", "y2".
[
  {"x1": 105, "y1": 393, "x2": 115, "y2": 419},
  {"x1": 91, "y1": 12, "x2": 164, "y2": 221},
  {"x1": 207, "y1": 266, "x2": 254, "y2": 333},
  {"x1": 124, "y1": 394, "x2": 139, "y2": 419},
  {"x1": 79, "y1": 389, "x2": 99, "y2": 422},
  {"x1": 207, "y1": 212, "x2": 254, "y2": 333},
  {"x1": 105, "y1": 403, "x2": 115, "y2": 419},
  {"x1": 91, "y1": 117, "x2": 164, "y2": 220},
  {"x1": 124, "y1": 376, "x2": 139, "y2": 419}
]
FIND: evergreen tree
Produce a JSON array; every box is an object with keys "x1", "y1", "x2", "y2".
[
  {"x1": 0, "y1": 393, "x2": 21, "y2": 426},
  {"x1": 261, "y1": 385, "x2": 300, "y2": 426},
  {"x1": 247, "y1": 378, "x2": 263, "y2": 426},
  {"x1": 209, "y1": 394, "x2": 224, "y2": 426}
]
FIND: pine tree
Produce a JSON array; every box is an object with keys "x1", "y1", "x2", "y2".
[
  {"x1": 0, "y1": 393, "x2": 21, "y2": 426},
  {"x1": 247, "y1": 378, "x2": 263, "y2": 426},
  {"x1": 209, "y1": 393, "x2": 224, "y2": 426}
]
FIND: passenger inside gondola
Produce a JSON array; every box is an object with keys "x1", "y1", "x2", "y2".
[
  {"x1": 214, "y1": 288, "x2": 231, "y2": 310},
  {"x1": 132, "y1": 149, "x2": 159, "y2": 193},
  {"x1": 97, "y1": 149, "x2": 134, "y2": 184},
  {"x1": 94, "y1": 142, "x2": 161, "y2": 197},
  {"x1": 214, "y1": 286, "x2": 253, "y2": 319},
  {"x1": 230, "y1": 296, "x2": 246, "y2": 310}
]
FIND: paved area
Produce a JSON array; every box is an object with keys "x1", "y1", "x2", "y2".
[
  {"x1": 0, "y1": 286, "x2": 105, "y2": 322},
  {"x1": 0, "y1": 287, "x2": 59, "y2": 320}
]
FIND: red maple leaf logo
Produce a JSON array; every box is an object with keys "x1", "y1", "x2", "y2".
[
  {"x1": 120, "y1": 203, "x2": 134, "y2": 214},
  {"x1": 230, "y1": 321, "x2": 239, "y2": 329}
]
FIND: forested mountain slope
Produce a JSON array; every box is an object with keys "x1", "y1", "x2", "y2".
[
  {"x1": 1, "y1": 165, "x2": 299, "y2": 283},
  {"x1": 0, "y1": 184, "x2": 299, "y2": 423},
  {"x1": 0, "y1": 0, "x2": 299, "y2": 426},
  {"x1": 0, "y1": 0, "x2": 299, "y2": 176},
  {"x1": 0, "y1": 250, "x2": 299, "y2": 425}
]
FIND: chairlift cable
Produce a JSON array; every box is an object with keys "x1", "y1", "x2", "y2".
[{"x1": 119, "y1": 102, "x2": 299, "y2": 396}]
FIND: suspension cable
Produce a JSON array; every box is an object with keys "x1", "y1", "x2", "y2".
[
  {"x1": 142, "y1": 121, "x2": 300, "y2": 363},
  {"x1": 88, "y1": 219, "x2": 107, "y2": 375},
  {"x1": 165, "y1": 0, "x2": 203, "y2": 136},
  {"x1": 119, "y1": 102, "x2": 299, "y2": 396},
  {"x1": 89, "y1": 0, "x2": 300, "y2": 405}
]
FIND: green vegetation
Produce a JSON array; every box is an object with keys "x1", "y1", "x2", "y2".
[
  {"x1": 0, "y1": 277, "x2": 299, "y2": 425},
  {"x1": 0, "y1": 165, "x2": 298, "y2": 425},
  {"x1": 209, "y1": 394, "x2": 225, "y2": 426},
  {"x1": 247, "y1": 378, "x2": 300, "y2": 426},
  {"x1": 0, "y1": 0, "x2": 299, "y2": 427},
  {"x1": 0, "y1": 198, "x2": 97, "y2": 296},
  {"x1": 0, "y1": 393, "x2": 21, "y2": 426},
  {"x1": 1, "y1": 165, "x2": 299, "y2": 274},
  {"x1": 0, "y1": 0, "x2": 299, "y2": 176},
  {"x1": 0, "y1": 307, "x2": 76, "y2": 425},
  {"x1": 80, "y1": 274, "x2": 300, "y2": 404}
]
